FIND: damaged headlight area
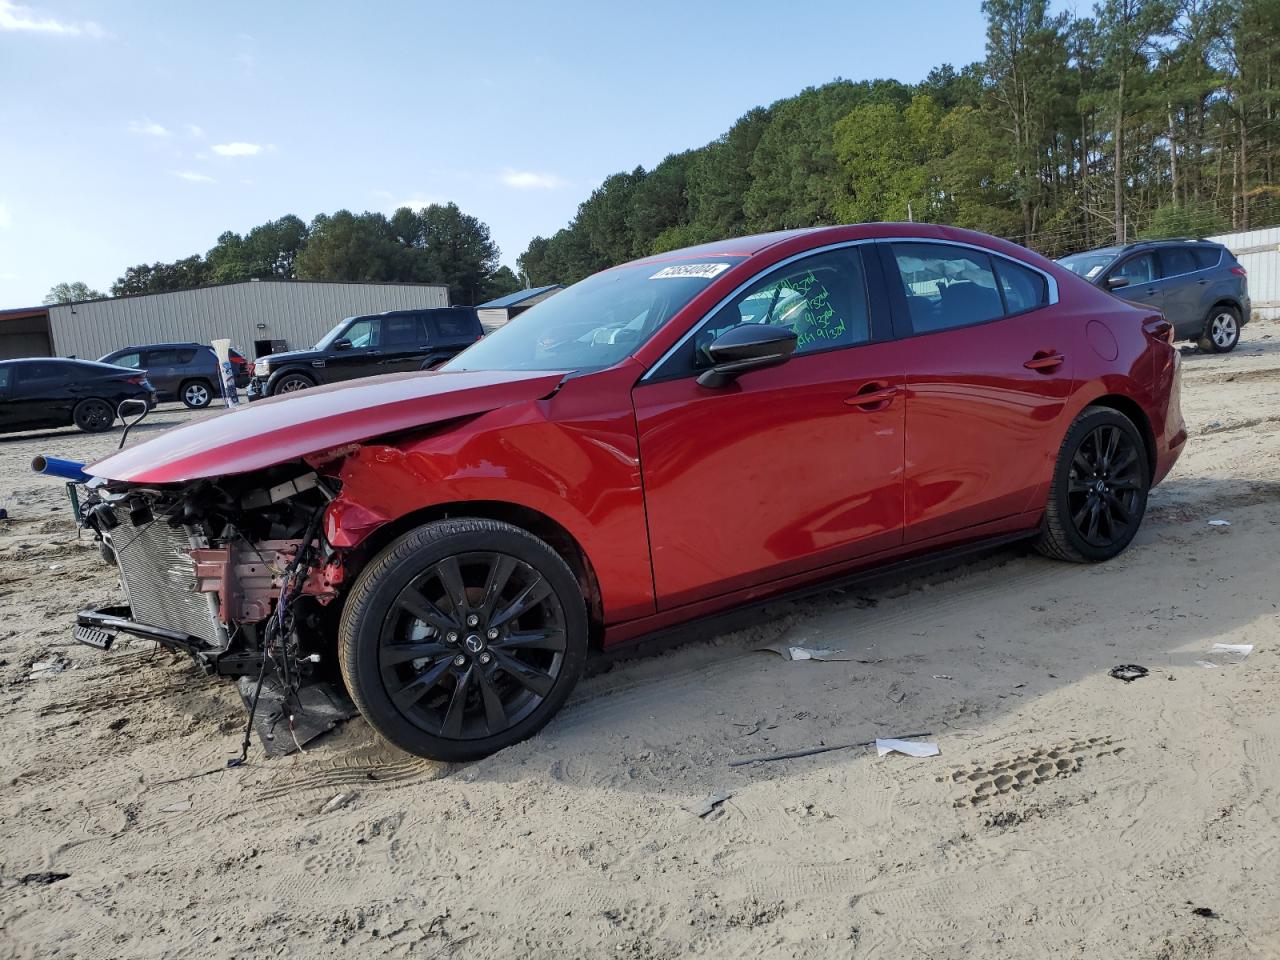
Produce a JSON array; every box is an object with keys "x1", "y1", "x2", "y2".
[{"x1": 69, "y1": 461, "x2": 358, "y2": 757}]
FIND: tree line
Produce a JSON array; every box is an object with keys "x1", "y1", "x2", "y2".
[
  {"x1": 47, "y1": 203, "x2": 521, "y2": 305},
  {"x1": 517, "y1": 0, "x2": 1280, "y2": 287}
]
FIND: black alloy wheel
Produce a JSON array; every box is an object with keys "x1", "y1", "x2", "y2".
[
  {"x1": 1037, "y1": 406, "x2": 1150, "y2": 563},
  {"x1": 340, "y1": 519, "x2": 588, "y2": 761},
  {"x1": 73, "y1": 398, "x2": 115, "y2": 433}
]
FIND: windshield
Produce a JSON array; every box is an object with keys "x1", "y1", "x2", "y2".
[
  {"x1": 443, "y1": 258, "x2": 745, "y2": 373},
  {"x1": 314, "y1": 316, "x2": 359, "y2": 350},
  {"x1": 1057, "y1": 252, "x2": 1117, "y2": 281}
]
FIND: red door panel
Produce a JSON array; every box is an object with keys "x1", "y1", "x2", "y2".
[
  {"x1": 903, "y1": 310, "x2": 1077, "y2": 542},
  {"x1": 633, "y1": 343, "x2": 909, "y2": 610}
]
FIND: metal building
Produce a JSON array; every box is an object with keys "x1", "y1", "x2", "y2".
[
  {"x1": 0, "y1": 279, "x2": 450, "y2": 361},
  {"x1": 475, "y1": 285, "x2": 564, "y2": 332}
]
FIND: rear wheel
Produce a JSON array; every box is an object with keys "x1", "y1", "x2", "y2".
[
  {"x1": 180, "y1": 379, "x2": 213, "y2": 409},
  {"x1": 1036, "y1": 407, "x2": 1149, "y2": 563},
  {"x1": 1199, "y1": 306, "x2": 1240, "y2": 353},
  {"x1": 272, "y1": 372, "x2": 314, "y2": 395},
  {"x1": 72, "y1": 398, "x2": 115, "y2": 433},
  {"x1": 339, "y1": 518, "x2": 588, "y2": 761}
]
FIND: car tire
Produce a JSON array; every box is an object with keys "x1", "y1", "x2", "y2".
[
  {"x1": 179, "y1": 379, "x2": 213, "y2": 409},
  {"x1": 339, "y1": 518, "x2": 589, "y2": 762},
  {"x1": 72, "y1": 398, "x2": 116, "y2": 433},
  {"x1": 1035, "y1": 406, "x2": 1150, "y2": 563},
  {"x1": 271, "y1": 372, "x2": 315, "y2": 395},
  {"x1": 1200, "y1": 305, "x2": 1241, "y2": 353}
]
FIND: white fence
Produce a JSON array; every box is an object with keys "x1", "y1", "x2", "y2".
[{"x1": 1207, "y1": 226, "x2": 1280, "y2": 319}]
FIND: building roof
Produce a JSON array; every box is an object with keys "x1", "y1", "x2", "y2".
[
  {"x1": 477, "y1": 285, "x2": 564, "y2": 309},
  {"x1": 35, "y1": 277, "x2": 450, "y2": 311},
  {"x1": 0, "y1": 305, "x2": 50, "y2": 323}
]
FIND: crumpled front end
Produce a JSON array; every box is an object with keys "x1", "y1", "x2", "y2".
[{"x1": 76, "y1": 461, "x2": 357, "y2": 756}]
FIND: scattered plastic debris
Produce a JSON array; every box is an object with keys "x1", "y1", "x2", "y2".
[
  {"x1": 318, "y1": 792, "x2": 355, "y2": 815},
  {"x1": 688, "y1": 791, "x2": 732, "y2": 818},
  {"x1": 728, "y1": 731, "x2": 933, "y2": 767},
  {"x1": 932, "y1": 674, "x2": 954, "y2": 680},
  {"x1": 19, "y1": 872, "x2": 69, "y2": 886},
  {"x1": 28, "y1": 656, "x2": 69, "y2": 680},
  {"x1": 1207, "y1": 519, "x2": 1231, "y2": 527},
  {"x1": 759, "y1": 642, "x2": 853, "y2": 662},
  {"x1": 1191, "y1": 906, "x2": 1218, "y2": 919},
  {"x1": 1195, "y1": 643, "x2": 1254, "y2": 668},
  {"x1": 1109, "y1": 664, "x2": 1148, "y2": 683},
  {"x1": 0, "y1": 508, "x2": 8, "y2": 521},
  {"x1": 875, "y1": 738, "x2": 940, "y2": 758}
]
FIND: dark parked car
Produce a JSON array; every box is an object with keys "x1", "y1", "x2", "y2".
[
  {"x1": 1058, "y1": 239, "x2": 1250, "y2": 352},
  {"x1": 246, "y1": 307, "x2": 483, "y2": 399},
  {"x1": 98, "y1": 342, "x2": 249, "y2": 408},
  {"x1": 68, "y1": 223, "x2": 1185, "y2": 762},
  {"x1": 0, "y1": 358, "x2": 155, "y2": 434}
]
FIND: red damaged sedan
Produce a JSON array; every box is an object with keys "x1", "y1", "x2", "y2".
[{"x1": 64, "y1": 224, "x2": 1185, "y2": 761}]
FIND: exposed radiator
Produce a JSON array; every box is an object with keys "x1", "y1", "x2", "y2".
[{"x1": 106, "y1": 511, "x2": 229, "y2": 649}]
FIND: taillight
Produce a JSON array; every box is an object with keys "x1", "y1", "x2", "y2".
[
  {"x1": 122, "y1": 374, "x2": 146, "y2": 385},
  {"x1": 1143, "y1": 317, "x2": 1175, "y2": 346},
  {"x1": 1230, "y1": 265, "x2": 1247, "y2": 277}
]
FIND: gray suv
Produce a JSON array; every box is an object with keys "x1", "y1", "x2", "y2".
[
  {"x1": 1058, "y1": 239, "x2": 1250, "y2": 352},
  {"x1": 98, "y1": 342, "x2": 250, "y2": 408}
]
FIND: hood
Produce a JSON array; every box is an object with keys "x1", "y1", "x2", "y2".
[
  {"x1": 87, "y1": 368, "x2": 567, "y2": 484},
  {"x1": 254, "y1": 347, "x2": 321, "y2": 366}
]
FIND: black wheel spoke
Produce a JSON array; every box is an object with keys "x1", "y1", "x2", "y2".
[
  {"x1": 1067, "y1": 475, "x2": 1091, "y2": 494},
  {"x1": 397, "y1": 588, "x2": 459, "y2": 634},
  {"x1": 475, "y1": 668, "x2": 508, "y2": 734},
  {"x1": 435, "y1": 557, "x2": 469, "y2": 617},
  {"x1": 1072, "y1": 449, "x2": 1094, "y2": 475},
  {"x1": 1104, "y1": 491, "x2": 1131, "y2": 525},
  {"x1": 497, "y1": 628, "x2": 568, "y2": 652},
  {"x1": 491, "y1": 575, "x2": 553, "y2": 628},
  {"x1": 380, "y1": 640, "x2": 452, "y2": 668},
  {"x1": 479, "y1": 555, "x2": 519, "y2": 621},
  {"x1": 390, "y1": 658, "x2": 453, "y2": 710},
  {"x1": 440, "y1": 668, "x2": 472, "y2": 738},
  {"x1": 491, "y1": 650, "x2": 555, "y2": 697}
]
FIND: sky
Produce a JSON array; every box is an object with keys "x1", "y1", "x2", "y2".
[{"x1": 0, "y1": 0, "x2": 989, "y2": 306}]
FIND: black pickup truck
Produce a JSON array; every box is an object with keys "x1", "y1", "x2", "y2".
[{"x1": 247, "y1": 307, "x2": 483, "y2": 399}]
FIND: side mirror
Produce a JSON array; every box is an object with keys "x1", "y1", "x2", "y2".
[
  {"x1": 696, "y1": 324, "x2": 798, "y2": 389},
  {"x1": 332, "y1": 337, "x2": 353, "y2": 350},
  {"x1": 1105, "y1": 276, "x2": 1130, "y2": 290}
]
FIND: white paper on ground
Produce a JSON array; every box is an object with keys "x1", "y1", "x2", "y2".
[
  {"x1": 1210, "y1": 643, "x2": 1253, "y2": 656},
  {"x1": 759, "y1": 642, "x2": 851, "y2": 662},
  {"x1": 1207, "y1": 519, "x2": 1232, "y2": 526},
  {"x1": 876, "y1": 738, "x2": 940, "y2": 758}
]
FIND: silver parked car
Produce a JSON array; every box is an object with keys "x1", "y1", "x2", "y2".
[{"x1": 1058, "y1": 239, "x2": 1250, "y2": 352}]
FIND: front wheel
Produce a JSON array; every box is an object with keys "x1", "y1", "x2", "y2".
[
  {"x1": 339, "y1": 518, "x2": 588, "y2": 761},
  {"x1": 180, "y1": 379, "x2": 213, "y2": 409},
  {"x1": 1036, "y1": 407, "x2": 1150, "y2": 563},
  {"x1": 271, "y1": 372, "x2": 314, "y2": 395},
  {"x1": 1200, "y1": 306, "x2": 1241, "y2": 353},
  {"x1": 72, "y1": 398, "x2": 115, "y2": 433}
]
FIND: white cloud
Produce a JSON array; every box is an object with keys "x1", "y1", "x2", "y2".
[
  {"x1": 388, "y1": 196, "x2": 444, "y2": 212},
  {"x1": 0, "y1": 200, "x2": 11, "y2": 229},
  {"x1": 128, "y1": 118, "x2": 170, "y2": 137},
  {"x1": 212, "y1": 141, "x2": 264, "y2": 157},
  {"x1": 500, "y1": 169, "x2": 567, "y2": 190},
  {"x1": 185, "y1": 123, "x2": 205, "y2": 139},
  {"x1": 0, "y1": 0, "x2": 106, "y2": 36},
  {"x1": 174, "y1": 171, "x2": 215, "y2": 183}
]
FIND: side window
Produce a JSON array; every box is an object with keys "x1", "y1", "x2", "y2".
[
  {"x1": 1110, "y1": 253, "x2": 1157, "y2": 285},
  {"x1": 342, "y1": 318, "x2": 378, "y2": 348},
  {"x1": 993, "y1": 259, "x2": 1049, "y2": 314},
  {"x1": 1192, "y1": 247, "x2": 1222, "y2": 270},
  {"x1": 112, "y1": 352, "x2": 142, "y2": 369},
  {"x1": 891, "y1": 243, "x2": 1003, "y2": 333},
  {"x1": 176, "y1": 348, "x2": 198, "y2": 364},
  {"x1": 693, "y1": 248, "x2": 871, "y2": 369},
  {"x1": 1160, "y1": 246, "x2": 1199, "y2": 278},
  {"x1": 433, "y1": 313, "x2": 474, "y2": 339},
  {"x1": 16, "y1": 362, "x2": 68, "y2": 384},
  {"x1": 383, "y1": 315, "x2": 424, "y2": 347},
  {"x1": 146, "y1": 349, "x2": 180, "y2": 366}
]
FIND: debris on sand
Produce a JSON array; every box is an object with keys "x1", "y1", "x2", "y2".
[
  {"x1": 759, "y1": 642, "x2": 853, "y2": 662},
  {"x1": 687, "y1": 791, "x2": 732, "y2": 818},
  {"x1": 20, "y1": 872, "x2": 70, "y2": 886},
  {"x1": 875, "y1": 738, "x2": 940, "y2": 758},
  {"x1": 1109, "y1": 664, "x2": 1149, "y2": 683},
  {"x1": 318, "y1": 792, "x2": 355, "y2": 815}
]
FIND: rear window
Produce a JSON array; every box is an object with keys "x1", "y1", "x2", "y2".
[
  {"x1": 433, "y1": 312, "x2": 476, "y2": 338},
  {"x1": 1160, "y1": 246, "x2": 1200, "y2": 278},
  {"x1": 994, "y1": 259, "x2": 1049, "y2": 314},
  {"x1": 1193, "y1": 247, "x2": 1222, "y2": 270}
]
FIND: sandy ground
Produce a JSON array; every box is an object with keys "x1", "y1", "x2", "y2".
[{"x1": 2, "y1": 321, "x2": 1280, "y2": 960}]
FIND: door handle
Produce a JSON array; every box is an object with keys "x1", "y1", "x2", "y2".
[
  {"x1": 1024, "y1": 352, "x2": 1065, "y2": 372},
  {"x1": 844, "y1": 384, "x2": 899, "y2": 410}
]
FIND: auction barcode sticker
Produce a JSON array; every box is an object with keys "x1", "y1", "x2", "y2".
[{"x1": 650, "y1": 263, "x2": 732, "y2": 280}]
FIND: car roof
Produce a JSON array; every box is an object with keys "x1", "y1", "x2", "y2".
[
  {"x1": 1062, "y1": 238, "x2": 1224, "y2": 260},
  {"x1": 0, "y1": 357, "x2": 125, "y2": 371},
  {"x1": 105, "y1": 342, "x2": 208, "y2": 352}
]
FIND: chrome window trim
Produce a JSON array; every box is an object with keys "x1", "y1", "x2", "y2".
[{"x1": 640, "y1": 236, "x2": 1058, "y2": 382}]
